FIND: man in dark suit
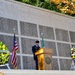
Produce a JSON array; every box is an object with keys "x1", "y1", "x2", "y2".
[{"x1": 32, "y1": 40, "x2": 40, "y2": 70}]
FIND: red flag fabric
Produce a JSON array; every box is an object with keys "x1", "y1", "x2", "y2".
[{"x1": 12, "y1": 33, "x2": 18, "y2": 69}]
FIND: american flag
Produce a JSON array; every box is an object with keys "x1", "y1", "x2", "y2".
[{"x1": 12, "y1": 33, "x2": 18, "y2": 69}]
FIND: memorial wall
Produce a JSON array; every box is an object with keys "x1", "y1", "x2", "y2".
[{"x1": 0, "y1": 0, "x2": 75, "y2": 70}]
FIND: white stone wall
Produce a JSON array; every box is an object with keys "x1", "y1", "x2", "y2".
[
  {"x1": 0, "y1": 0, "x2": 75, "y2": 70},
  {"x1": 0, "y1": 0, "x2": 75, "y2": 31}
]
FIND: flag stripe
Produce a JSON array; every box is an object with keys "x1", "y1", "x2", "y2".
[{"x1": 12, "y1": 33, "x2": 18, "y2": 69}]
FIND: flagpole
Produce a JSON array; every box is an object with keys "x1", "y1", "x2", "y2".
[
  {"x1": 12, "y1": 28, "x2": 18, "y2": 69},
  {"x1": 13, "y1": 28, "x2": 16, "y2": 34}
]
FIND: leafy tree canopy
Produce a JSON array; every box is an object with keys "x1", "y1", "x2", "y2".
[{"x1": 15, "y1": 0, "x2": 75, "y2": 16}]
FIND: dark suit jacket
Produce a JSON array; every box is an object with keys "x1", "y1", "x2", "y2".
[{"x1": 32, "y1": 45, "x2": 40, "y2": 60}]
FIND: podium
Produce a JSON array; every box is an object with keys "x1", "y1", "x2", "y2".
[{"x1": 35, "y1": 48, "x2": 53, "y2": 70}]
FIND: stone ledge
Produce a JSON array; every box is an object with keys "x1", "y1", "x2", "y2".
[{"x1": 0, "y1": 70, "x2": 75, "y2": 75}]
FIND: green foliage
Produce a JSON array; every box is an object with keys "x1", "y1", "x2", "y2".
[
  {"x1": 0, "y1": 41, "x2": 10, "y2": 65},
  {"x1": 15, "y1": 0, "x2": 64, "y2": 15},
  {"x1": 16, "y1": 0, "x2": 60, "y2": 12}
]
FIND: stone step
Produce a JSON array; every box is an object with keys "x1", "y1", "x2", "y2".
[{"x1": 0, "y1": 70, "x2": 75, "y2": 75}]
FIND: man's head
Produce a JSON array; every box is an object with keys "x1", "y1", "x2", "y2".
[{"x1": 35, "y1": 40, "x2": 39, "y2": 46}]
